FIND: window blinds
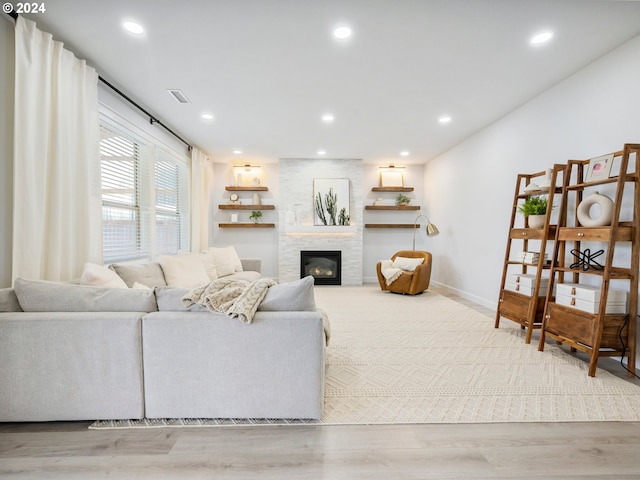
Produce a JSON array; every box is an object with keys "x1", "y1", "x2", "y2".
[{"x1": 99, "y1": 123, "x2": 189, "y2": 263}]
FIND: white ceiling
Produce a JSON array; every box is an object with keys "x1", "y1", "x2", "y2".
[{"x1": 24, "y1": 0, "x2": 640, "y2": 164}]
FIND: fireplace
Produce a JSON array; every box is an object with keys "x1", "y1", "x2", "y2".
[{"x1": 300, "y1": 251, "x2": 342, "y2": 285}]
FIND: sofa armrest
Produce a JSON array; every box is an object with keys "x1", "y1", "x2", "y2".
[{"x1": 240, "y1": 258, "x2": 262, "y2": 273}]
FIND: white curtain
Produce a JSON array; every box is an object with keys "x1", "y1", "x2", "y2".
[
  {"x1": 190, "y1": 147, "x2": 212, "y2": 252},
  {"x1": 12, "y1": 17, "x2": 101, "y2": 282}
]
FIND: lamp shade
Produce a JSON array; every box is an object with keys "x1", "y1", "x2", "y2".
[{"x1": 426, "y1": 222, "x2": 439, "y2": 237}]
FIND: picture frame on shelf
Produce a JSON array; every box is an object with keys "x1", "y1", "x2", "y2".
[
  {"x1": 380, "y1": 170, "x2": 404, "y2": 187},
  {"x1": 585, "y1": 153, "x2": 614, "y2": 182}
]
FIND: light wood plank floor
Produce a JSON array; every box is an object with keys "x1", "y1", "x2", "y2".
[{"x1": 2, "y1": 288, "x2": 640, "y2": 479}]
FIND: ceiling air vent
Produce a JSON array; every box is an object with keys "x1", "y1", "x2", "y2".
[{"x1": 167, "y1": 89, "x2": 190, "y2": 104}]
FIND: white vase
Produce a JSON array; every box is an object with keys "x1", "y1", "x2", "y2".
[
  {"x1": 528, "y1": 214, "x2": 546, "y2": 228},
  {"x1": 252, "y1": 193, "x2": 261, "y2": 205}
]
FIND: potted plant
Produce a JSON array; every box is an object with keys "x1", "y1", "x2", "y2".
[
  {"x1": 249, "y1": 210, "x2": 263, "y2": 223},
  {"x1": 518, "y1": 196, "x2": 549, "y2": 228},
  {"x1": 395, "y1": 193, "x2": 411, "y2": 206}
]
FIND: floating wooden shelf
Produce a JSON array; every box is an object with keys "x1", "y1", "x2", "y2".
[
  {"x1": 218, "y1": 223, "x2": 275, "y2": 228},
  {"x1": 365, "y1": 224, "x2": 420, "y2": 229},
  {"x1": 218, "y1": 204, "x2": 275, "y2": 210},
  {"x1": 225, "y1": 186, "x2": 268, "y2": 191},
  {"x1": 365, "y1": 205, "x2": 420, "y2": 210},
  {"x1": 371, "y1": 187, "x2": 414, "y2": 192}
]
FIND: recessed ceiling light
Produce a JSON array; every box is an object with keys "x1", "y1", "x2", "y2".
[
  {"x1": 333, "y1": 26, "x2": 352, "y2": 40},
  {"x1": 530, "y1": 31, "x2": 553, "y2": 45},
  {"x1": 233, "y1": 150, "x2": 242, "y2": 155},
  {"x1": 317, "y1": 150, "x2": 326, "y2": 155},
  {"x1": 200, "y1": 113, "x2": 214, "y2": 121},
  {"x1": 321, "y1": 113, "x2": 335, "y2": 123},
  {"x1": 439, "y1": 115, "x2": 452, "y2": 124},
  {"x1": 122, "y1": 20, "x2": 144, "y2": 35},
  {"x1": 400, "y1": 151, "x2": 410, "y2": 157}
]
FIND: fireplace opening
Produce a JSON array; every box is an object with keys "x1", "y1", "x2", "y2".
[{"x1": 300, "y1": 250, "x2": 342, "y2": 285}]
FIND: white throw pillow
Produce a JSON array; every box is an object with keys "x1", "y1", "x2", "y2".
[
  {"x1": 392, "y1": 256, "x2": 424, "y2": 272},
  {"x1": 201, "y1": 250, "x2": 219, "y2": 281},
  {"x1": 160, "y1": 253, "x2": 210, "y2": 288},
  {"x1": 132, "y1": 281, "x2": 152, "y2": 290},
  {"x1": 79, "y1": 263, "x2": 128, "y2": 288},
  {"x1": 207, "y1": 246, "x2": 241, "y2": 277}
]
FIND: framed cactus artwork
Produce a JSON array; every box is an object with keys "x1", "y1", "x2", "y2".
[{"x1": 313, "y1": 178, "x2": 350, "y2": 226}]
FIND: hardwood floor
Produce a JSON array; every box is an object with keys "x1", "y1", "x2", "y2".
[{"x1": 2, "y1": 288, "x2": 640, "y2": 479}]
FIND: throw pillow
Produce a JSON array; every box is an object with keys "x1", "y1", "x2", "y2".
[
  {"x1": 14, "y1": 278, "x2": 157, "y2": 312},
  {"x1": 258, "y1": 275, "x2": 317, "y2": 312},
  {"x1": 392, "y1": 256, "x2": 424, "y2": 272},
  {"x1": 79, "y1": 263, "x2": 128, "y2": 288},
  {"x1": 206, "y1": 247, "x2": 236, "y2": 277},
  {"x1": 160, "y1": 253, "x2": 210, "y2": 288},
  {"x1": 226, "y1": 246, "x2": 244, "y2": 272},
  {"x1": 201, "y1": 249, "x2": 219, "y2": 281},
  {"x1": 132, "y1": 282, "x2": 152, "y2": 290},
  {"x1": 109, "y1": 262, "x2": 167, "y2": 288}
]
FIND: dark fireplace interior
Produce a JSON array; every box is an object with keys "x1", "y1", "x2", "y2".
[{"x1": 300, "y1": 250, "x2": 342, "y2": 285}]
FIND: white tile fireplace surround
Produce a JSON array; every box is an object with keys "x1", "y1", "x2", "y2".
[{"x1": 278, "y1": 159, "x2": 363, "y2": 285}]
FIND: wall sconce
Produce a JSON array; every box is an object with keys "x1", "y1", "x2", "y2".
[{"x1": 412, "y1": 214, "x2": 439, "y2": 250}]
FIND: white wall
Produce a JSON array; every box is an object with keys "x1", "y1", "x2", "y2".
[
  {"x1": 425, "y1": 34, "x2": 640, "y2": 309},
  {"x1": 362, "y1": 164, "x2": 427, "y2": 283},
  {"x1": 0, "y1": 17, "x2": 15, "y2": 287},
  {"x1": 210, "y1": 162, "x2": 280, "y2": 278}
]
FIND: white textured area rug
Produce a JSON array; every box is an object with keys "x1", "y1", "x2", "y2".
[{"x1": 91, "y1": 286, "x2": 640, "y2": 429}]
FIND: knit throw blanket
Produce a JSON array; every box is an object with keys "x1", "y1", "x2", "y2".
[
  {"x1": 182, "y1": 277, "x2": 278, "y2": 324},
  {"x1": 379, "y1": 259, "x2": 403, "y2": 286}
]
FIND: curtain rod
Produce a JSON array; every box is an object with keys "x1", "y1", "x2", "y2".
[{"x1": 5, "y1": 11, "x2": 193, "y2": 152}]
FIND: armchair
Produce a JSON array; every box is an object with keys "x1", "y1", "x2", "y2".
[{"x1": 376, "y1": 250, "x2": 433, "y2": 295}]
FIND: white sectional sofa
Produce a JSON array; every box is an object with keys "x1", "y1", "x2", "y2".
[{"x1": 0, "y1": 261, "x2": 327, "y2": 422}]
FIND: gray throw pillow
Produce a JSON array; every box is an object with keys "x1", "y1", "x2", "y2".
[
  {"x1": 258, "y1": 275, "x2": 317, "y2": 312},
  {"x1": 155, "y1": 287, "x2": 208, "y2": 312},
  {"x1": 14, "y1": 278, "x2": 158, "y2": 312},
  {"x1": 0, "y1": 288, "x2": 22, "y2": 312},
  {"x1": 109, "y1": 262, "x2": 167, "y2": 288}
]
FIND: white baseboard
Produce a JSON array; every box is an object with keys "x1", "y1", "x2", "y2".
[{"x1": 430, "y1": 280, "x2": 497, "y2": 311}]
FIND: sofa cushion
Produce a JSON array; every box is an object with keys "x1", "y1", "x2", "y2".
[
  {"x1": 14, "y1": 278, "x2": 158, "y2": 312},
  {"x1": 159, "y1": 253, "x2": 210, "y2": 288},
  {"x1": 258, "y1": 275, "x2": 317, "y2": 312},
  {"x1": 205, "y1": 247, "x2": 234, "y2": 277},
  {"x1": 0, "y1": 288, "x2": 22, "y2": 312},
  {"x1": 79, "y1": 263, "x2": 128, "y2": 288},
  {"x1": 155, "y1": 287, "x2": 208, "y2": 312},
  {"x1": 109, "y1": 262, "x2": 167, "y2": 288},
  {"x1": 393, "y1": 256, "x2": 424, "y2": 272}
]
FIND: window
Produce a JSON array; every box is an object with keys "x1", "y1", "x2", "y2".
[
  {"x1": 154, "y1": 148, "x2": 189, "y2": 256},
  {"x1": 99, "y1": 122, "x2": 189, "y2": 263}
]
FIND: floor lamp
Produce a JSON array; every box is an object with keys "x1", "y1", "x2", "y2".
[{"x1": 412, "y1": 214, "x2": 439, "y2": 250}]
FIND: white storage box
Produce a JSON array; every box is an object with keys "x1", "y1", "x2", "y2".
[
  {"x1": 506, "y1": 273, "x2": 550, "y2": 297},
  {"x1": 555, "y1": 283, "x2": 628, "y2": 314}
]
